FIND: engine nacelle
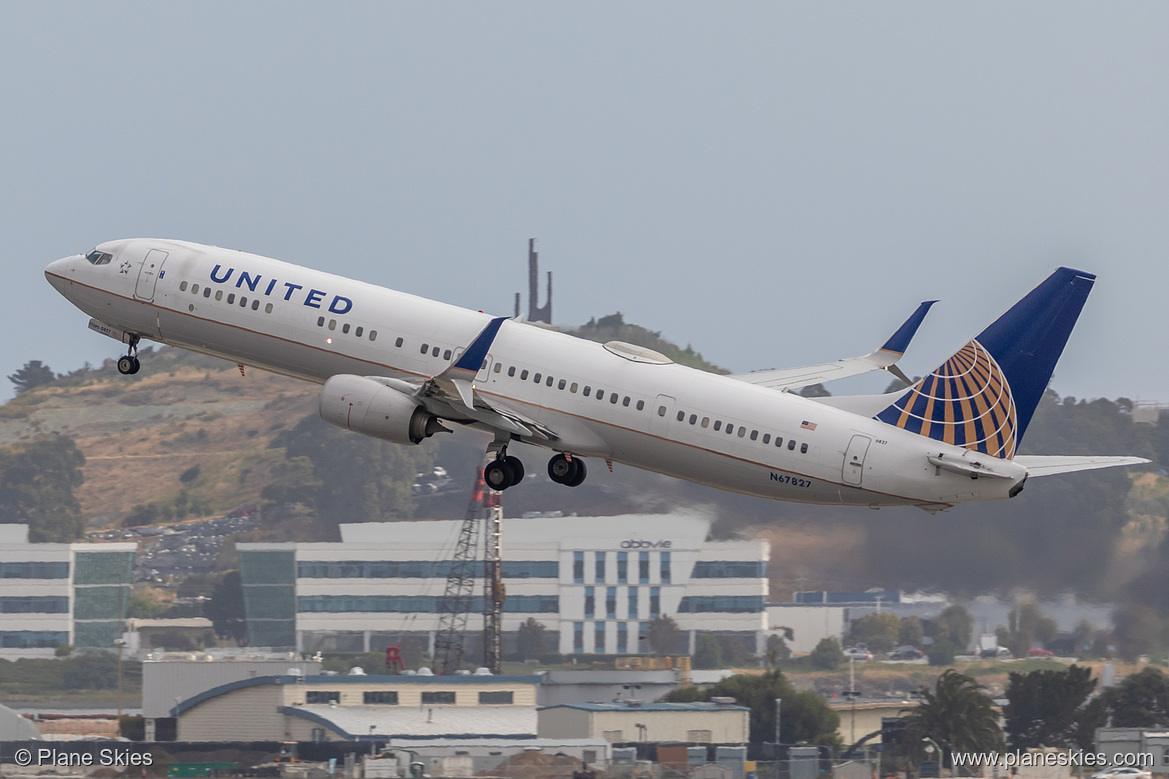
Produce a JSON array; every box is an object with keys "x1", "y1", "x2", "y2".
[{"x1": 319, "y1": 375, "x2": 447, "y2": 445}]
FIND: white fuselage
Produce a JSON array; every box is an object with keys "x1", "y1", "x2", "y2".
[{"x1": 45, "y1": 238, "x2": 1026, "y2": 510}]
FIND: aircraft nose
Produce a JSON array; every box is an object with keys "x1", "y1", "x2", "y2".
[{"x1": 44, "y1": 255, "x2": 77, "y2": 292}]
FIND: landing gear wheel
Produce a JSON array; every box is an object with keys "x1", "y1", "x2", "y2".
[
  {"x1": 118, "y1": 335, "x2": 142, "y2": 375},
  {"x1": 503, "y1": 456, "x2": 524, "y2": 486},
  {"x1": 484, "y1": 459, "x2": 516, "y2": 491},
  {"x1": 548, "y1": 454, "x2": 587, "y2": 487}
]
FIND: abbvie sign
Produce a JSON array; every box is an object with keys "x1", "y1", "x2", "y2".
[{"x1": 619, "y1": 539, "x2": 671, "y2": 549}]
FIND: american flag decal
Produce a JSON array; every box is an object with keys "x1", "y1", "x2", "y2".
[{"x1": 801, "y1": 420, "x2": 817, "y2": 431}]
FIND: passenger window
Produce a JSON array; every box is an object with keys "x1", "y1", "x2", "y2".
[
  {"x1": 265, "y1": 303, "x2": 274, "y2": 314},
  {"x1": 610, "y1": 394, "x2": 619, "y2": 405},
  {"x1": 788, "y1": 439, "x2": 797, "y2": 451},
  {"x1": 701, "y1": 417, "x2": 710, "y2": 428},
  {"x1": 657, "y1": 406, "x2": 667, "y2": 417},
  {"x1": 215, "y1": 290, "x2": 223, "y2": 301},
  {"x1": 596, "y1": 391, "x2": 605, "y2": 401},
  {"x1": 622, "y1": 396, "x2": 630, "y2": 407},
  {"x1": 713, "y1": 421, "x2": 722, "y2": 431},
  {"x1": 726, "y1": 424, "x2": 734, "y2": 435},
  {"x1": 750, "y1": 430, "x2": 758, "y2": 441},
  {"x1": 534, "y1": 373, "x2": 542, "y2": 383},
  {"x1": 570, "y1": 383, "x2": 578, "y2": 393},
  {"x1": 775, "y1": 437, "x2": 783, "y2": 447},
  {"x1": 192, "y1": 284, "x2": 200, "y2": 294},
  {"x1": 508, "y1": 367, "x2": 516, "y2": 377},
  {"x1": 558, "y1": 379, "x2": 566, "y2": 390},
  {"x1": 421, "y1": 344, "x2": 429, "y2": 354},
  {"x1": 227, "y1": 293, "x2": 235, "y2": 304},
  {"x1": 432, "y1": 347, "x2": 440, "y2": 358},
  {"x1": 203, "y1": 287, "x2": 211, "y2": 298},
  {"x1": 675, "y1": 410, "x2": 683, "y2": 421},
  {"x1": 801, "y1": 443, "x2": 809, "y2": 454},
  {"x1": 252, "y1": 299, "x2": 260, "y2": 310},
  {"x1": 180, "y1": 281, "x2": 188, "y2": 291},
  {"x1": 240, "y1": 296, "x2": 248, "y2": 307},
  {"x1": 521, "y1": 370, "x2": 529, "y2": 380},
  {"x1": 494, "y1": 363, "x2": 503, "y2": 374},
  {"x1": 317, "y1": 316, "x2": 325, "y2": 327},
  {"x1": 443, "y1": 349, "x2": 452, "y2": 360},
  {"x1": 583, "y1": 386, "x2": 591, "y2": 397},
  {"x1": 342, "y1": 323, "x2": 351, "y2": 334},
  {"x1": 394, "y1": 337, "x2": 401, "y2": 347},
  {"x1": 328, "y1": 320, "x2": 336, "y2": 330},
  {"x1": 689, "y1": 414, "x2": 697, "y2": 425},
  {"x1": 738, "y1": 427, "x2": 747, "y2": 438},
  {"x1": 355, "y1": 326, "x2": 363, "y2": 337},
  {"x1": 546, "y1": 376, "x2": 554, "y2": 387},
  {"x1": 636, "y1": 400, "x2": 645, "y2": 411},
  {"x1": 370, "y1": 331, "x2": 378, "y2": 341},
  {"x1": 763, "y1": 434, "x2": 771, "y2": 444}
]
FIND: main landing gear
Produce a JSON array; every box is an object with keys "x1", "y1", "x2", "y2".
[
  {"x1": 548, "y1": 453, "x2": 587, "y2": 487},
  {"x1": 117, "y1": 335, "x2": 142, "y2": 375},
  {"x1": 482, "y1": 447, "x2": 588, "y2": 492},
  {"x1": 484, "y1": 454, "x2": 525, "y2": 491}
]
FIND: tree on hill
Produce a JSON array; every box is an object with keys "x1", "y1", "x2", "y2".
[
  {"x1": 933, "y1": 605, "x2": 973, "y2": 651},
  {"x1": 647, "y1": 615, "x2": 681, "y2": 656},
  {"x1": 664, "y1": 669, "x2": 840, "y2": 747},
  {"x1": 0, "y1": 434, "x2": 86, "y2": 542},
  {"x1": 7, "y1": 360, "x2": 56, "y2": 394}
]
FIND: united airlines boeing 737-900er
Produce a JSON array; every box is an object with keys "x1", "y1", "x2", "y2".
[{"x1": 45, "y1": 239, "x2": 1146, "y2": 513}]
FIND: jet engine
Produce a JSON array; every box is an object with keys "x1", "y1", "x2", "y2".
[{"x1": 319, "y1": 375, "x2": 447, "y2": 445}]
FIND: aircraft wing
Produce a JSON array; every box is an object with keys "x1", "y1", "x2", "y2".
[
  {"x1": 378, "y1": 316, "x2": 559, "y2": 441},
  {"x1": 1014, "y1": 455, "x2": 1150, "y2": 477},
  {"x1": 729, "y1": 300, "x2": 936, "y2": 391}
]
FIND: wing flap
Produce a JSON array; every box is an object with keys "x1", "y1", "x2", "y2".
[{"x1": 1014, "y1": 455, "x2": 1150, "y2": 477}]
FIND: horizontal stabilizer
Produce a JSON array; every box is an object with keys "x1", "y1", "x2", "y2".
[
  {"x1": 1014, "y1": 455, "x2": 1150, "y2": 477},
  {"x1": 731, "y1": 300, "x2": 935, "y2": 391}
]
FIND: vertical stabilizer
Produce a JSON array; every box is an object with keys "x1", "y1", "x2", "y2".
[{"x1": 874, "y1": 268, "x2": 1095, "y2": 458}]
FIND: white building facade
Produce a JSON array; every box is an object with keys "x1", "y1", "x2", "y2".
[
  {"x1": 0, "y1": 525, "x2": 135, "y2": 657},
  {"x1": 237, "y1": 514, "x2": 768, "y2": 659}
]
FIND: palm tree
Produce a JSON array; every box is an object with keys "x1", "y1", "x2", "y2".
[{"x1": 903, "y1": 669, "x2": 1003, "y2": 774}]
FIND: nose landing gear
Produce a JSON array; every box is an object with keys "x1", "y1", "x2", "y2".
[{"x1": 117, "y1": 335, "x2": 142, "y2": 375}]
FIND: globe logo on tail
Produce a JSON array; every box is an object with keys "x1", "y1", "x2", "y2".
[{"x1": 875, "y1": 339, "x2": 1017, "y2": 459}]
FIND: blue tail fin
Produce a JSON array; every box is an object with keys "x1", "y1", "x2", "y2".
[{"x1": 874, "y1": 267, "x2": 1095, "y2": 458}]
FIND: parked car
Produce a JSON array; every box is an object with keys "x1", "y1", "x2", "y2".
[
  {"x1": 890, "y1": 645, "x2": 924, "y2": 660},
  {"x1": 1027, "y1": 647, "x2": 1055, "y2": 657},
  {"x1": 843, "y1": 646, "x2": 872, "y2": 661},
  {"x1": 1089, "y1": 768, "x2": 1151, "y2": 779}
]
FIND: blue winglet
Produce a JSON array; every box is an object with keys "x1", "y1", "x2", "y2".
[
  {"x1": 453, "y1": 317, "x2": 507, "y2": 373},
  {"x1": 880, "y1": 300, "x2": 937, "y2": 355}
]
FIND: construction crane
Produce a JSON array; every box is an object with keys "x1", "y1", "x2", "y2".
[{"x1": 433, "y1": 461, "x2": 503, "y2": 675}]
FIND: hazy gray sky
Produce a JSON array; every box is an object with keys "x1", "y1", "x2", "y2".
[{"x1": 5, "y1": 3, "x2": 1168, "y2": 403}]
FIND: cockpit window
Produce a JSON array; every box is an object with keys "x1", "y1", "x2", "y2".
[{"x1": 86, "y1": 250, "x2": 113, "y2": 265}]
